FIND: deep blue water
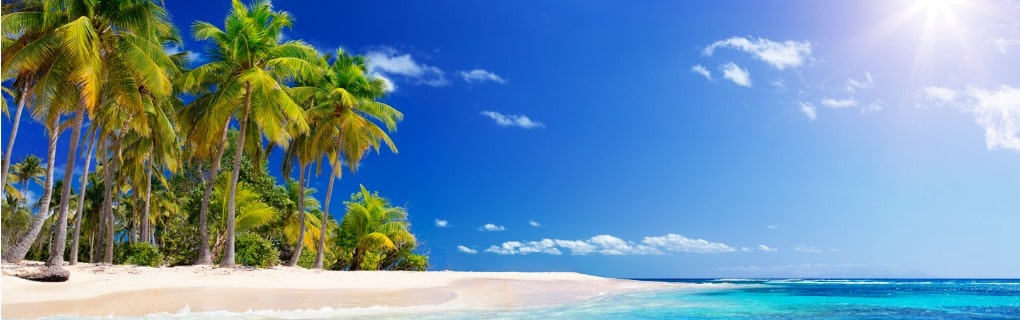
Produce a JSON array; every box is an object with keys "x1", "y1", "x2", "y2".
[{"x1": 39, "y1": 279, "x2": 1020, "y2": 319}]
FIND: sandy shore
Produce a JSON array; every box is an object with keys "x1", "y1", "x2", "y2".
[{"x1": 1, "y1": 261, "x2": 671, "y2": 318}]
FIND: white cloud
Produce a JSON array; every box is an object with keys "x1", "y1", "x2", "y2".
[
  {"x1": 923, "y1": 86, "x2": 957, "y2": 104},
  {"x1": 704, "y1": 36, "x2": 812, "y2": 70},
  {"x1": 821, "y1": 98, "x2": 859, "y2": 108},
  {"x1": 483, "y1": 233, "x2": 734, "y2": 256},
  {"x1": 862, "y1": 100, "x2": 884, "y2": 114},
  {"x1": 365, "y1": 48, "x2": 448, "y2": 89},
  {"x1": 994, "y1": 38, "x2": 1020, "y2": 54},
  {"x1": 529, "y1": 220, "x2": 541, "y2": 227},
  {"x1": 758, "y1": 244, "x2": 778, "y2": 252},
  {"x1": 459, "y1": 69, "x2": 506, "y2": 84},
  {"x1": 435, "y1": 219, "x2": 449, "y2": 227},
  {"x1": 21, "y1": 190, "x2": 38, "y2": 207},
  {"x1": 480, "y1": 111, "x2": 545, "y2": 129},
  {"x1": 794, "y1": 245, "x2": 823, "y2": 253},
  {"x1": 720, "y1": 62, "x2": 752, "y2": 87},
  {"x1": 457, "y1": 245, "x2": 478, "y2": 254},
  {"x1": 165, "y1": 46, "x2": 203, "y2": 65},
  {"x1": 922, "y1": 85, "x2": 1020, "y2": 152},
  {"x1": 691, "y1": 64, "x2": 712, "y2": 81},
  {"x1": 484, "y1": 240, "x2": 562, "y2": 255},
  {"x1": 479, "y1": 223, "x2": 506, "y2": 232},
  {"x1": 846, "y1": 72, "x2": 874, "y2": 92},
  {"x1": 370, "y1": 72, "x2": 396, "y2": 92},
  {"x1": 767, "y1": 224, "x2": 779, "y2": 230},
  {"x1": 800, "y1": 102, "x2": 817, "y2": 121},
  {"x1": 740, "y1": 247, "x2": 753, "y2": 252}
]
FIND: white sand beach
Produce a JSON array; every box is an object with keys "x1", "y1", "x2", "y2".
[{"x1": 1, "y1": 262, "x2": 670, "y2": 318}]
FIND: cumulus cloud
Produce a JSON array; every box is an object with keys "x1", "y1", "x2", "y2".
[
  {"x1": 800, "y1": 102, "x2": 817, "y2": 121},
  {"x1": 922, "y1": 85, "x2": 1020, "y2": 152},
  {"x1": 435, "y1": 219, "x2": 449, "y2": 227},
  {"x1": 483, "y1": 233, "x2": 734, "y2": 256},
  {"x1": 459, "y1": 69, "x2": 506, "y2": 84},
  {"x1": 821, "y1": 98, "x2": 859, "y2": 108},
  {"x1": 740, "y1": 247, "x2": 753, "y2": 252},
  {"x1": 704, "y1": 36, "x2": 812, "y2": 70},
  {"x1": 846, "y1": 72, "x2": 875, "y2": 92},
  {"x1": 165, "y1": 45, "x2": 203, "y2": 65},
  {"x1": 480, "y1": 111, "x2": 545, "y2": 129},
  {"x1": 479, "y1": 223, "x2": 506, "y2": 232},
  {"x1": 457, "y1": 245, "x2": 478, "y2": 254},
  {"x1": 720, "y1": 62, "x2": 752, "y2": 87},
  {"x1": 365, "y1": 48, "x2": 448, "y2": 90},
  {"x1": 691, "y1": 64, "x2": 713, "y2": 81},
  {"x1": 758, "y1": 244, "x2": 778, "y2": 252},
  {"x1": 529, "y1": 220, "x2": 541, "y2": 227}
]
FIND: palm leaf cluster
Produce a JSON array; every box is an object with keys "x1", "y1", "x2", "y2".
[{"x1": 1, "y1": 0, "x2": 420, "y2": 271}]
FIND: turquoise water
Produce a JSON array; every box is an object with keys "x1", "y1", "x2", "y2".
[{"x1": 37, "y1": 279, "x2": 1020, "y2": 319}]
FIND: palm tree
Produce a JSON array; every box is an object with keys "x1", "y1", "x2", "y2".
[
  {"x1": 279, "y1": 177, "x2": 321, "y2": 265},
  {"x1": 9, "y1": 155, "x2": 45, "y2": 211},
  {"x1": 288, "y1": 49, "x2": 402, "y2": 269},
  {"x1": 338, "y1": 185, "x2": 415, "y2": 271},
  {"x1": 2, "y1": 116, "x2": 60, "y2": 263},
  {"x1": 69, "y1": 133, "x2": 96, "y2": 264},
  {"x1": 181, "y1": 0, "x2": 316, "y2": 267}
]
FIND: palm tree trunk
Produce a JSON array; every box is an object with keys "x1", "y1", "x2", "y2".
[
  {"x1": 70, "y1": 134, "x2": 96, "y2": 264},
  {"x1": 312, "y1": 162, "x2": 338, "y2": 269},
  {"x1": 287, "y1": 164, "x2": 309, "y2": 267},
  {"x1": 221, "y1": 83, "x2": 253, "y2": 268},
  {"x1": 2, "y1": 117, "x2": 60, "y2": 263},
  {"x1": 1, "y1": 83, "x2": 29, "y2": 191},
  {"x1": 46, "y1": 100, "x2": 87, "y2": 267},
  {"x1": 141, "y1": 151, "x2": 153, "y2": 245},
  {"x1": 197, "y1": 122, "x2": 229, "y2": 265},
  {"x1": 103, "y1": 129, "x2": 127, "y2": 264}
]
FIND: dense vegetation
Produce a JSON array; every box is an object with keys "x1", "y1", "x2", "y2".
[{"x1": 0, "y1": 0, "x2": 426, "y2": 271}]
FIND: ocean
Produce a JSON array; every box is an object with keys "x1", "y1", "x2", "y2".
[{"x1": 36, "y1": 279, "x2": 1020, "y2": 319}]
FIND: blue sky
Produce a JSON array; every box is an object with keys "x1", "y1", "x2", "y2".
[{"x1": 5, "y1": 0, "x2": 1020, "y2": 278}]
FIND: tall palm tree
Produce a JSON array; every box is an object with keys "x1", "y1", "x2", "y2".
[
  {"x1": 279, "y1": 176, "x2": 321, "y2": 265},
  {"x1": 180, "y1": 0, "x2": 316, "y2": 267},
  {"x1": 69, "y1": 133, "x2": 96, "y2": 264},
  {"x1": 2, "y1": 116, "x2": 60, "y2": 263},
  {"x1": 288, "y1": 49, "x2": 402, "y2": 269},
  {"x1": 339, "y1": 185, "x2": 415, "y2": 271}
]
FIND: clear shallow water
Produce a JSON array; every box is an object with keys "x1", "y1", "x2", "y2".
[{"x1": 36, "y1": 279, "x2": 1020, "y2": 319}]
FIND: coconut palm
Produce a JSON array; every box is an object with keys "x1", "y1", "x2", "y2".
[
  {"x1": 298, "y1": 49, "x2": 401, "y2": 269},
  {"x1": 69, "y1": 133, "x2": 96, "y2": 264},
  {"x1": 1, "y1": 116, "x2": 60, "y2": 263},
  {"x1": 338, "y1": 185, "x2": 415, "y2": 271},
  {"x1": 9, "y1": 155, "x2": 45, "y2": 211},
  {"x1": 180, "y1": 0, "x2": 317, "y2": 267},
  {"x1": 279, "y1": 176, "x2": 321, "y2": 265}
]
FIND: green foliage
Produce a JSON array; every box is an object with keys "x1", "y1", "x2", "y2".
[
  {"x1": 1, "y1": 194, "x2": 31, "y2": 252},
  {"x1": 235, "y1": 233, "x2": 280, "y2": 268},
  {"x1": 394, "y1": 253, "x2": 428, "y2": 271},
  {"x1": 116, "y1": 243, "x2": 165, "y2": 267},
  {"x1": 157, "y1": 214, "x2": 200, "y2": 266},
  {"x1": 333, "y1": 186, "x2": 427, "y2": 270}
]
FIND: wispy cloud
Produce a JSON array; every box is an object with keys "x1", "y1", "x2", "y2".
[
  {"x1": 758, "y1": 244, "x2": 778, "y2": 252},
  {"x1": 459, "y1": 69, "x2": 506, "y2": 84},
  {"x1": 691, "y1": 64, "x2": 713, "y2": 81},
  {"x1": 921, "y1": 85, "x2": 1020, "y2": 152},
  {"x1": 800, "y1": 103, "x2": 817, "y2": 121},
  {"x1": 365, "y1": 48, "x2": 448, "y2": 90},
  {"x1": 862, "y1": 100, "x2": 884, "y2": 114},
  {"x1": 165, "y1": 46, "x2": 203, "y2": 65},
  {"x1": 457, "y1": 245, "x2": 478, "y2": 254},
  {"x1": 483, "y1": 233, "x2": 734, "y2": 256},
  {"x1": 994, "y1": 38, "x2": 1020, "y2": 54},
  {"x1": 435, "y1": 219, "x2": 449, "y2": 227},
  {"x1": 740, "y1": 246, "x2": 753, "y2": 252},
  {"x1": 767, "y1": 224, "x2": 779, "y2": 230},
  {"x1": 704, "y1": 36, "x2": 812, "y2": 70},
  {"x1": 821, "y1": 98, "x2": 859, "y2": 109},
  {"x1": 720, "y1": 62, "x2": 752, "y2": 87},
  {"x1": 529, "y1": 220, "x2": 541, "y2": 227},
  {"x1": 845, "y1": 72, "x2": 874, "y2": 92},
  {"x1": 479, "y1": 223, "x2": 506, "y2": 232},
  {"x1": 480, "y1": 111, "x2": 545, "y2": 129},
  {"x1": 794, "y1": 245, "x2": 823, "y2": 253}
]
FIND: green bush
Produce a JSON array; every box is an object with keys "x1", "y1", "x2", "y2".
[
  {"x1": 116, "y1": 242, "x2": 165, "y2": 267},
  {"x1": 236, "y1": 233, "x2": 280, "y2": 268},
  {"x1": 157, "y1": 216, "x2": 199, "y2": 266}
]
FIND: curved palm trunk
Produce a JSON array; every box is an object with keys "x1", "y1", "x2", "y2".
[
  {"x1": 287, "y1": 165, "x2": 309, "y2": 267},
  {"x1": 47, "y1": 101, "x2": 87, "y2": 267},
  {"x1": 70, "y1": 134, "x2": 96, "y2": 264},
  {"x1": 197, "y1": 122, "x2": 229, "y2": 264},
  {"x1": 1, "y1": 83, "x2": 29, "y2": 191},
  {"x1": 221, "y1": 83, "x2": 253, "y2": 268},
  {"x1": 2, "y1": 117, "x2": 59, "y2": 263},
  {"x1": 312, "y1": 163, "x2": 338, "y2": 269}
]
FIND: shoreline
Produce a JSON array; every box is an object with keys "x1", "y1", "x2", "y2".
[{"x1": 2, "y1": 262, "x2": 673, "y2": 318}]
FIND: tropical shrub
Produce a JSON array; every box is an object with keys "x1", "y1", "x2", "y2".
[
  {"x1": 116, "y1": 243, "x2": 165, "y2": 267},
  {"x1": 235, "y1": 233, "x2": 280, "y2": 268}
]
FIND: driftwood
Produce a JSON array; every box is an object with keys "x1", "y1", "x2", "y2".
[{"x1": 14, "y1": 265, "x2": 70, "y2": 282}]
